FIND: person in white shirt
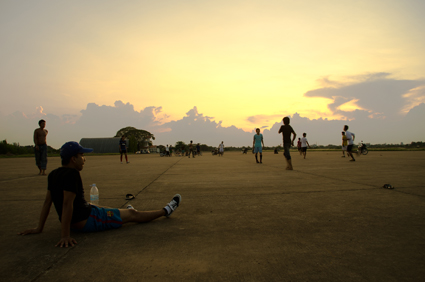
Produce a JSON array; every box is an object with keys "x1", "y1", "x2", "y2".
[
  {"x1": 343, "y1": 125, "x2": 356, "y2": 161},
  {"x1": 301, "y1": 133, "x2": 311, "y2": 159},
  {"x1": 218, "y1": 141, "x2": 224, "y2": 156}
]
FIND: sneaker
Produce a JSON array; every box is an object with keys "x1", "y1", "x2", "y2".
[
  {"x1": 121, "y1": 162, "x2": 123, "y2": 164},
  {"x1": 164, "y1": 194, "x2": 181, "y2": 217},
  {"x1": 127, "y1": 204, "x2": 135, "y2": 210},
  {"x1": 126, "y1": 161, "x2": 130, "y2": 164}
]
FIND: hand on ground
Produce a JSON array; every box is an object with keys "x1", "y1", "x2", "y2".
[{"x1": 55, "y1": 237, "x2": 77, "y2": 248}]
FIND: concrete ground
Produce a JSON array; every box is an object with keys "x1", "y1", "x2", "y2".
[{"x1": 1, "y1": 151, "x2": 424, "y2": 282}]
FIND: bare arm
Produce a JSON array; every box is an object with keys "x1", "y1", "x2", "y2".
[
  {"x1": 19, "y1": 190, "x2": 53, "y2": 235},
  {"x1": 56, "y1": 191, "x2": 77, "y2": 248},
  {"x1": 261, "y1": 136, "x2": 264, "y2": 147},
  {"x1": 33, "y1": 129, "x2": 39, "y2": 149},
  {"x1": 291, "y1": 132, "x2": 297, "y2": 146}
]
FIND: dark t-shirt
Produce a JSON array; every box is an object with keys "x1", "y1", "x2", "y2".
[
  {"x1": 279, "y1": 125, "x2": 295, "y2": 144},
  {"x1": 119, "y1": 139, "x2": 126, "y2": 151},
  {"x1": 48, "y1": 167, "x2": 92, "y2": 223}
]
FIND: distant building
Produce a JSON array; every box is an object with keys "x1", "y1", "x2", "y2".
[{"x1": 80, "y1": 137, "x2": 126, "y2": 153}]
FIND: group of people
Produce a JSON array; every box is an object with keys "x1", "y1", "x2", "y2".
[
  {"x1": 252, "y1": 117, "x2": 357, "y2": 168},
  {"x1": 25, "y1": 117, "x2": 357, "y2": 247},
  {"x1": 24, "y1": 120, "x2": 181, "y2": 247}
]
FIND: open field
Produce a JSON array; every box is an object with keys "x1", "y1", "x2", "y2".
[{"x1": 1, "y1": 151, "x2": 424, "y2": 281}]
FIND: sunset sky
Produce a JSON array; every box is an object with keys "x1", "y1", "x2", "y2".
[{"x1": 1, "y1": 0, "x2": 425, "y2": 148}]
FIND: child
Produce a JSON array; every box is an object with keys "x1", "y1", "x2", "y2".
[
  {"x1": 188, "y1": 141, "x2": 195, "y2": 158},
  {"x1": 253, "y1": 128, "x2": 265, "y2": 163},
  {"x1": 33, "y1": 119, "x2": 48, "y2": 175},
  {"x1": 301, "y1": 133, "x2": 311, "y2": 159},
  {"x1": 343, "y1": 125, "x2": 356, "y2": 161},
  {"x1": 297, "y1": 138, "x2": 302, "y2": 156},
  {"x1": 119, "y1": 136, "x2": 129, "y2": 164},
  {"x1": 278, "y1": 117, "x2": 296, "y2": 170}
]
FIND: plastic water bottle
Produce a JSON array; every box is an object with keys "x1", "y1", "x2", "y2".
[{"x1": 90, "y1": 184, "x2": 99, "y2": 205}]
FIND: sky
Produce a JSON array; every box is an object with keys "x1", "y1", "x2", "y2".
[{"x1": 1, "y1": 0, "x2": 425, "y2": 148}]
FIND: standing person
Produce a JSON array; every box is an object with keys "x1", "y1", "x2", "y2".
[
  {"x1": 297, "y1": 138, "x2": 302, "y2": 156},
  {"x1": 196, "y1": 143, "x2": 201, "y2": 156},
  {"x1": 169, "y1": 145, "x2": 173, "y2": 157},
  {"x1": 188, "y1": 141, "x2": 195, "y2": 158},
  {"x1": 34, "y1": 119, "x2": 48, "y2": 175},
  {"x1": 278, "y1": 117, "x2": 297, "y2": 170},
  {"x1": 219, "y1": 141, "x2": 224, "y2": 156},
  {"x1": 19, "y1": 141, "x2": 181, "y2": 248},
  {"x1": 343, "y1": 125, "x2": 356, "y2": 161},
  {"x1": 119, "y1": 136, "x2": 129, "y2": 164},
  {"x1": 341, "y1": 131, "x2": 348, "y2": 157},
  {"x1": 181, "y1": 144, "x2": 185, "y2": 157},
  {"x1": 301, "y1": 133, "x2": 311, "y2": 159},
  {"x1": 165, "y1": 145, "x2": 170, "y2": 157},
  {"x1": 253, "y1": 128, "x2": 264, "y2": 164}
]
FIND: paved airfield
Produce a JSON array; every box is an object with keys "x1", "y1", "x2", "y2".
[{"x1": 1, "y1": 151, "x2": 424, "y2": 281}]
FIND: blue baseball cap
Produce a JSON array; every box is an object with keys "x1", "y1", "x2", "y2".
[{"x1": 60, "y1": 141, "x2": 93, "y2": 159}]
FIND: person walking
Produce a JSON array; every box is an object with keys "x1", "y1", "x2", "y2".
[
  {"x1": 253, "y1": 128, "x2": 264, "y2": 164},
  {"x1": 301, "y1": 133, "x2": 311, "y2": 159},
  {"x1": 343, "y1": 125, "x2": 356, "y2": 161},
  {"x1": 278, "y1": 117, "x2": 296, "y2": 170}
]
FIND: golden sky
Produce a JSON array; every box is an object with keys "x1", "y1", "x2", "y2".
[{"x1": 1, "y1": 0, "x2": 425, "y2": 132}]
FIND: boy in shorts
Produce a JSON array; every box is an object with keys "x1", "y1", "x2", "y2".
[
  {"x1": 343, "y1": 125, "x2": 356, "y2": 161},
  {"x1": 19, "y1": 141, "x2": 181, "y2": 248},
  {"x1": 253, "y1": 128, "x2": 264, "y2": 163},
  {"x1": 301, "y1": 133, "x2": 311, "y2": 159},
  {"x1": 278, "y1": 117, "x2": 296, "y2": 170}
]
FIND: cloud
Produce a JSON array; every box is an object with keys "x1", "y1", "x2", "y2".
[
  {"x1": 155, "y1": 106, "x2": 253, "y2": 146},
  {"x1": 306, "y1": 73, "x2": 425, "y2": 120},
  {"x1": 1, "y1": 75, "x2": 425, "y2": 149}
]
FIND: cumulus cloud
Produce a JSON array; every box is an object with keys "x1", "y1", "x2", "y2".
[
  {"x1": 1, "y1": 74, "x2": 425, "y2": 149},
  {"x1": 155, "y1": 106, "x2": 253, "y2": 147},
  {"x1": 305, "y1": 73, "x2": 425, "y2": 121}
]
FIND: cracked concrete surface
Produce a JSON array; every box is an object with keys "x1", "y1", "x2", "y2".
[{"x1": 1, "y1": 151, "x2": 424, "y2": 281}]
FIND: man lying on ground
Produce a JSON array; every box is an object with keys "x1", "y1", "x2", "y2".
[{"x1": 19, "y1": 141, "x2": 181, "y2": 248}]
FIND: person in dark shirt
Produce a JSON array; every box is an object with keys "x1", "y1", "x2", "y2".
[
  {"x1": 278, "y1": 117, "x2": 297, "y2": 170},
  {"x1": 19, "y1": 141, "x2": 181, "y2": 248},
  {"x1": 119, "y1": 135, "x2": 129, "y2": 164}
]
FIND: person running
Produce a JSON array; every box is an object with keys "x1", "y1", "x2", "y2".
[
  {"x1": 119, "y1": 136, "x2": 129, "y2": 164},
  {"x1": 196, "y1": 143, "x2": 201, "y2": 156},
  {"x1": 278, "y1": 117, "x2": 297, "y2": 170},
  {"x1": 19, "y1": 141, "x2": 181, "y2": 248},
  {"x1": 34, "y1": 119, "x2": 48, "y2": 175},
  {"x1": 341, "y1": 131, "x2": 348, "y2": 157},
  {"x1": 343, "y1": 125, "x2": 356, "y2": 161},
  {"x1": 301, "y1": 133, "x2": 311, "y2": 159},
  {"x1": 219, "y1": 141, "x2": 224, "y2": 156},
  {"x1": 297, "y1": 138, "x2": 302, "y2": 156},
  {"x1": 188, "y1": 140, "x2": 195, "y2": 158},
  {"x1": 253, "y1": 128, "x2": 264, "y2": 164}
]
